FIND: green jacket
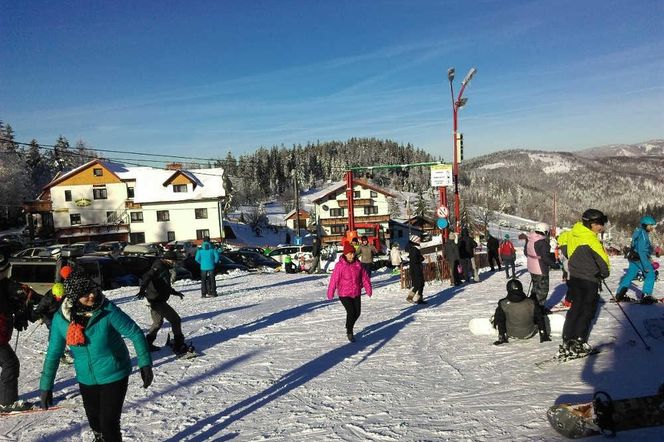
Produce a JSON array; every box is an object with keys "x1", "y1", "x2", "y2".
[
  {"x1": 566, "y1": 222, "x2": 610, "y2": 282},
  {"x1": 40, "y1": 298, "x2": 151, "y2": 390}
]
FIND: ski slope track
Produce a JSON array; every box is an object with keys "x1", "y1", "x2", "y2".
[{"x1": 3, "y1": 255, "x2": 663, "y2": 441}]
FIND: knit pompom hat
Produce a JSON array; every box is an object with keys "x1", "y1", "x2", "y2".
[
  {"x1": 342, "y1": 243, "x2": 356, "y2": 255},
  {"x1": 63, "y1": 270, "x2": 98, "y2": 301}
]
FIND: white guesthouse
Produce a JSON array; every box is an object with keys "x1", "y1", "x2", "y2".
[{"x1": 38, "y1": 160, "x2": 227, "y2": 244}]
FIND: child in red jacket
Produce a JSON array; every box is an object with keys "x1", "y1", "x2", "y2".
[{"x1": 327, "y1": 244, "x2": 372, "y2": 342}]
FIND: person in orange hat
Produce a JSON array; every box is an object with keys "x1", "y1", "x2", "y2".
[{"x1": 327, "y1": 243, "x2": 372, "y2": 342}]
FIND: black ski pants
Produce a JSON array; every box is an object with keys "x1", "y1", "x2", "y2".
[
  {"x1": 488, "y1": 250, "x2": 501, "y2": 270},
  {"x1": 201, "y1": 270, "x2": 217, "y2": 297},
  {"x1": 0, "y1": 344, "x2": 19, "y2": 406},
  {"x1": 339, "y1": 296, "x2": 362, "y2": 334},
  {"x1": 80, "y1": 376, "x2": 128, "y2": 442},
  {"x1": 562, "y1": 277, "x2": 599, "y2": 343},
  {"x1": 146, "y1": 301, "x2": 183, "y2": 345},
  {"x1": 529, "y1": 273, "x2": 550, "y2": 305}
]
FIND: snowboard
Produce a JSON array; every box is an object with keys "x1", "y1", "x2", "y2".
[
  {"x1": 547, "y1": 386, "x2": 664, "y2": 438},
  {"x1": 610, "y1": 297, "x2": 663, "y2": 305},
  {"x1": 166, "y1": 334, "x2": 199, "y2": 359},
  {"x1": 468, "y1": 313, "x2": 565, "y2": 337},
  {"x1": 535, "y1": 348, "x2": 602, "y2": 368}
]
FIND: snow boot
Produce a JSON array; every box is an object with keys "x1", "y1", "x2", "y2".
[
  {"x1": 0, "y1": 400, "x2": 33, "y2": 413},
  {"x1": 640, "y1": 295, "x2": 657, "y2": 305},
  {"x1": 346, "y1": 332, "x2": 355, "y2": 343},
  {"x1": 570, "y1": 339, "x2": 592, "y2": 357},
  {"x1": 406, "y1": 291, "x2": 415, "y2": 303},
  {"x1": 412, "y1": 292, "x2": 421, "y2": 303},
  {"x1": 92, "y1": 430, "x2": 105, "y2": 441},
  {"x1": 493, "y1": 334, "x2": 508, "y2": 346},
  {"x1": 615, "y1": 287, "x2": 634, "y2": 302},
  {"x1": 148, "y1": 344, "x2": 161, "y2": 352}
]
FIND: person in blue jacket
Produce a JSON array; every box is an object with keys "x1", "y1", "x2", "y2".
[
  {"x1": 195, "y1": 236, "x2": 220, "y2": 298},
  {"x1": 616, "y1": 215, "x2": 658, "y2": 303},
  {"x1": 39, "y1": 270, "x2": 153, "y2": 442}
]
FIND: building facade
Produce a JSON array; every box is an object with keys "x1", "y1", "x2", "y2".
[{"x1": 33, "y1": 160, "x2": 227, "y2": 244}]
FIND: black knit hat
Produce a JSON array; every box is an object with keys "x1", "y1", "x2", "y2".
[{"x1": 63, "y1": 270, "x2": 99, "y2": 300}]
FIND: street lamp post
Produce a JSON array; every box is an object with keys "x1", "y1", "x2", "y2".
[{"x1": 448, "y1": 67, "x2": 476, "y2": 233}]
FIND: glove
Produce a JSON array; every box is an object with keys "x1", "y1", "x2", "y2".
[
  {"x1": 540, "y1": 332, "x2": 551, "y2": 343},
  {"x1": 140, "y1": 366, "x2": 154, "y2": 388},
  {"x1": 135, "y1": 291, "x2": 145, "y2": 300},
  {"x1": 174, "y1": 291, "x2": 184, "y2": 299},
  {"x1": 40, "y1": 390, "x2": 53, "y2": 410},
  {"x1": 13, "y1": 313, "x2": 29, "y2": 332}
]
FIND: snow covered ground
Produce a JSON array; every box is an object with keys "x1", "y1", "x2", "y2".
[{"x1": 4, "y1": 254, "x2": 664, "y2": 441}]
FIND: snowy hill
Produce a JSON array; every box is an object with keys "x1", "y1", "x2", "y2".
[
  {"x1": 577, "y1": 139, "x2": 664, "y2": 158},
  {"x1": 5, "y1": 255, "x2": 664, "y2": 440}
]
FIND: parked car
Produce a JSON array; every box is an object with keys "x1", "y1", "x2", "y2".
[
  {"x1": 237, "y1": 247, "x2": 265, "y2": 255},
  {"x1": 61, "y1": 241, "x2": 98, "y2": 256},
  {"x1": 224, "y1": 251, "x2": 281, "y2": 271},
  {"x1": 268, "y1": 245, "x2": 314, "y2": 270},
  {"x1": 115, "y1": 255, "x2": 192, "y2": 283},
  {"x1": 0, "y1": 240, "x2": 25, "y2": 257},
  {"x1": 123, "y1": 242, "x2": 163, "y2": 257},
  {"x1": 182, "y1": 254, "x2": 250, "y2": 279},
  {"x1": 0, "y1": 234, "x2": 27, "y2": 246},
  {"x1": 76, "y1": 256, "x2": 138, "y2": 289},
  {"x1": 7, "y1": 258, "x2": 61, "y2": 294},
  {"x1": 165, "y1": 240, "x2": 198, "y2": 259},
  {"x1": 96, "y1": 241, "x2": 124, "y2": 257},
  {"x1": 38, "y1": 244, "x2": 68, "y2": 259},
  {"x1": 12, "y1": 247, "x2": 48, "y2": 259}
]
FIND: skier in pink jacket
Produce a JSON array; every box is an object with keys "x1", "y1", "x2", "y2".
[{"x1": 327, "y1": 243, "x2": 373, "y2": 342}]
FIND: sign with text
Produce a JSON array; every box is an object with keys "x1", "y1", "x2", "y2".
[{"x1": 430, "y1": 164, "x2": 453, "y2": 187}]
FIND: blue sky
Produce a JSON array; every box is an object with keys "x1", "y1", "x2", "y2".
[{"x1": 1, "y1": 0, "x2": 662, "y2": 164}]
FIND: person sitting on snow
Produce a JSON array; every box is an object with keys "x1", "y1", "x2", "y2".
[
  {"x1": 283, "y1": 255, "x2": 299, "y2": 274},
  {"x1": 493, "y1": 279, "x2": 550, "y2": 345}
]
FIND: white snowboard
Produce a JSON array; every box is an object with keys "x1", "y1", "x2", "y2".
[{"x1": 469, "y1": 313, "x2": 565, "y2": 337}]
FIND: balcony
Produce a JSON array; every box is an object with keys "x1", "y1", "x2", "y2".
[{"x1": 23, "y1": 200, "x2": 52, "y2": 213}]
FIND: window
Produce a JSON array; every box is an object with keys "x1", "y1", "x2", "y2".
[
  {"x1": 370, "y1": 191, "x2": 378, "y2": 198},
  {"x1": 64, "y1": 190, "x2": 72, "y2": 202},
  {"x1": 328, "y1": 194, "x2": 336, "y2": 201},
  {"x1": 93, "y1": 186, "x2": 107, "y2": 200},
  {"x1": 93, "y1": 168, "x2": 103, "y2": 176},
  {"x1": 157, "y1": 210, "x2": 170, "y2": 222},
  {"x1": 167, "y1": 231, "x2": 176, "y2": 242},
  {"x1": 330, "y1": 208, "x2": 344, "y2": 217},
  {"x1": 173, "y1": 184, "x2": 188, "y2": 193},
  {"x1": 127, "y1": 187, "x2": 135, "y2": 198},
  {"x1": 70, "y1": 214, "x2": 81, "y2": 225},
  {"x1": 353, "y1": 191, "x2": 361, "y2": 198},
  {"x1": 130, "y1": 212, "x2": 143, "y2": 223},
  {"x1": 129, "y1": 232, "x2": 145, "y2": 244},
  {"x1": 106, "y1": 211, "x2": 116, "y2": 223},
  {"x1": 196, "y1": 229, "x2": 210, "y2": 240},
  {"x1": 195, "y1": 208, "x2": 208, "y2": 219},
  {"x1": 330, "y1": 225, "x2": 345, "y2": 234},
  {"x1": 363, "y1": 206, "x2": 378, "y2": 215}
]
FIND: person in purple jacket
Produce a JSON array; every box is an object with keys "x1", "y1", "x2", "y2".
[{"x1": 327, "y1": 243, "x2": 373, "y2": 342}]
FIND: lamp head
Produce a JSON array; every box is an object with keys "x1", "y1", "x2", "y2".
[
  {"x1": 447, "y1": 68, "x2": 455, "y2": 82},
  {"x1": 462, "y1": 67, "x2": 477, "y2": 86}
]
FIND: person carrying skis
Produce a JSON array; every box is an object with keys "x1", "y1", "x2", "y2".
[
  {"x1": 493, "y1": 279, "x2": 549, "y2": 345},
  {"x1": 487, "y1": 233, "x2": 501, "y2": 272},
  {"x1": 39, "y1": 270, "x2": 153, "y2": 441},
  {"x1": 0, "y1": 253, "x2": 38, "y2": 412},
  {"x1": 499, "y1": 234, "x2": 516, "y2": 279},
  {"x1": 406, "y1": 234, "x2": 426, "y2": 303},
  {"x1": 458, "y1": 228, "x2": 477, "y2": 282},
  {"x1": 559, "y1": 209, "x2": 609, "y2": 358},
  {"x1": 524, "y1": 223, "x2": 558, "y2": 306},
  {"x1": 327, "y1": 243, "x2": 372, "y2": 342},
  {"x1": 195, "y1": 236, "x2": 220, "y2": 298},
  {"x1": 616, "y1": 215, "x2": 658, "y2": 303},
  {"x1": 357, "y1": 235, "x2": 377, "y2": 277},
  {"x1": 137, "y1": 250, "x2": 188, "y2": 355},
  {"x1": 444, "y1": 232, "x2": 462, "y2": 286}
]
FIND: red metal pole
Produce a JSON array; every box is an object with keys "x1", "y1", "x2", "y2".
[
  {"x1": 453, "y1": 105, "x2": 460, "y2": 234},
  {"x1": 438, "y1": 185, "x2": 448, "y2": 239},
  {"x1": 345, "y1": 171, "x2": 355, "y2": 233}
]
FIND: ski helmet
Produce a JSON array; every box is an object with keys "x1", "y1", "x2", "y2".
[
  {"x1": 534, "y1": 223, "x2": 549, "y2": 234},
  {"x1": 506, "y1": 278, "x2": 523, "y2": 294},
  {"x1": 640, "y1": 215, "x2": 656, "y2": 226},
  {"x1": 581, "y1": 209, "x2": 607, "y2": 225}
]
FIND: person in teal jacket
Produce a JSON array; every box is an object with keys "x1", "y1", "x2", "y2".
[
  {"x1": 616, "y1": 215, "x2": 658, "y2": 303},
  {"x1": 194, "y1": 236, "x2": 220, "y2": 298},
  {"x1": 39, "y1": 271, "x2": 153, "y2": 442}
]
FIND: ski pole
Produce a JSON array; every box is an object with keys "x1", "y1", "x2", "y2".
[
  {"x1": 602, "y1": 279, "x2": 650, "y2": 351},
  {"x1": 13, "y1": 331, "x2": 20, "y2": 352}
]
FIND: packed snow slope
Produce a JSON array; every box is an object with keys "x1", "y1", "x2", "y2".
[{"x1": 3, "y1": 255, "x2": 664, "y2": 441}]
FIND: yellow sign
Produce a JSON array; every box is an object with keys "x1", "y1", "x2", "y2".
[{"x1": 75, "y1": 198, "x2": 92, "y2": 207}]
